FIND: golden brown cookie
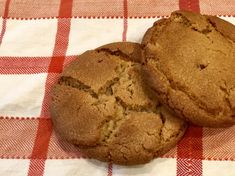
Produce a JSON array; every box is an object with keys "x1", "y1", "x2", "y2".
[
  {"x1": 142, "y1": 10, "x2": 235, "y2": 127},
  {"x1": 51, "y1": 42, "x2": 187, "y2": 165}
]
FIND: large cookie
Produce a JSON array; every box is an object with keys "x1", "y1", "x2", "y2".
[
  {"x1": 142, "y1": 10, "x2": 235, "y2": 127},
  {"x1": 51, "y1": 42, "x2": 187, "y2": 165}
]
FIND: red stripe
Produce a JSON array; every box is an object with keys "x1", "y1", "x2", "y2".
[
  {"x1": 179, "y1": 0, "x2": 200, "y2": 12},
  {"x1": 27, "y1": 119, "x2": 52, "y2": 176},
  {"x1": 40, "y1": 73, "x2": 61, "y2": 119},
  {"x1": 49, "y1": 19, "x2": 71, "y2": 73},
  {"x1": 0, "y1": 56, "x2": 76, "y2": 74},
  {"x1": 41, "y1": 20, "x2": 72, "y2": 118},
  {"x1": 48, "y1": 56, "x2": 66, "y2": 73},
  {"x1": 52, "y1": 19, "x2": 71, "y2": 57},
  {"x1": 27, "y1": 82, "x2": 55, "y2": 175},
  {"x1": 0, "y1": 19, "x2": 7, "y2": 45},
  {"x1": 0, "y1": 57, "x2": 50, "y2": 74},
  {"x1": 59, "y1": 0, "x2": 73, "y2": 18},
  {"x1": 177, "y1": 126, "x2": 203, "y2": 176},
  {"x1": 2, "y1": 0, "x2": 10, "y2": 19},
  {"x1": 107, "y1": 162, "x2": 112, "y2": 176},
  {"x1": 0, "y1": 0, "x2": 10, "y2": 45},
  {"x1": 27, "y1": 0, "x2": 73, "y2": 175},
  {"x1": 122, "y1": 0, "x2": 128, "y2": 41}
]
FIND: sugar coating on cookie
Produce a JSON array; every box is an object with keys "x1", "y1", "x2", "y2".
[
  {"x1": 51, "y1": 42, "x2": 187, "y2": 165},
  {"x1": 142, "y1": 10, "x2": 235, "y2": 127}
]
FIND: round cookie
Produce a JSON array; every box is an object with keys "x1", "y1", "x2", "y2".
[
  {"x1": 142, "y1": 10, "x2": 235, "y2": 127},
  {"x1": 51, "y1": 42, "x2": 187, "y2": 165}
]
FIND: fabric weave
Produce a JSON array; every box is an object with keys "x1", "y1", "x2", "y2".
[{"x1": 0, "y1": 0, "x2": 234, "y2": 175}]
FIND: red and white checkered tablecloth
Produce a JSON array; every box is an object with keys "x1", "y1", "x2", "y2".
[{"x1": 0, "y1": 0, "x2": 235, "y2": 175}]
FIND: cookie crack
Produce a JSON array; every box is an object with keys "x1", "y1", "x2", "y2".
[
  {"x1": 205, "y1": 47, "x2": 227, "y2": 56},
  {"x1": 115, "y1": 96, "x2": 156, "y2": 113},
  {"x1": 58, "y1": 76, "x2": 98, "y2": 98},
  {"x1": 158, "y1": 112, "x2": 166, "y2": 139},
  {"x1": 141, "y1": 143, "x2": 155, "y2": 157},
  {"x1": 148, "y1": 58, "x2": 219, "y2": 117},
  {"x1": 98, "y1": 62, "x2": 130, "y2": 96},
  {"x1": 94, "y1": 65, "x2": 131, "y2": 143},
  {"x1": 86, "y1": 63, "x2": 132, "y2": 143},
  {"x1": 98, "y1": 77, "x2": 120, "y2": 95},
  {"x1": 101, "y1": 117, "x2": 119, "y2": 142},
  {"x1": 100, "y1": 103, "x2": 127, "y2": 143},
  {"x1": 98, "y1": 62, "x2": 143, "y2": 142},
  {"x1": 172, "y1": 13, "x2": 212, "y2": 33},
  {"x1": 101, "y1": 92, "x2": 161, "y2": 143},
  {"x1": 206, "y1": 18, "x2": 235, "y2": 43},
  {"x1": 96, "y1": 48, "x2": 136, "y2": 62},
  {"x1": 158, "y1": 111, "x2": 185, "y2": 144},
  {"x1": 161, "y1": 122, "x2": 186, "y2": 143},
  {"x1": 154, "y1": 124, "x2": 186, "y2": 157},
  {"x1": 219, "y1": 80, "x2": 233, "y2": 111},
  {"x1": 99, "y1": 59, "x2": 168, "y2": 144},
  {"x1": 59, "y1": 55, "x2": 167, "y2": 149},
  {"x1": 167, "y1": 75, "x2": 211, "y2": 113},
  {"x1": 112, "y1": 62, "x2": 160, "y2": 114},
  {"x1": 171, "y1": 13, "x2": 215, "y2": 42},
  {"x1": 172, "y1": 13, "x2": 234, "y2": 45}
]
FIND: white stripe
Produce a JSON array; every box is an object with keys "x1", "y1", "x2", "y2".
[
  {"x1": 0, "y1": 19, "x2": 57, "y2": 57},
  {"x1": 127, "y1": 17, "x2": 162, "y2": 43},
  {"x1": 219, "y1": 16, "x2": 235, "y2": 25},
  {"x1": 113, "y1": 158, "x2": 176, "y2": 176},
  {"x1": 0, "y1": 159, "x2": 29, "y2": 176},
  {"x1": 0, "y1": 73, "x2": 47, "y2": 117},
  {"x1": 44, "y1": 159, "x2": 108, "y2": 176},
  {"x1": 67, "y1": 18, "x2": 123, "y2": 55},
  {"x1": 203, "y1": 160, "x2": 235, "y2": 176}
]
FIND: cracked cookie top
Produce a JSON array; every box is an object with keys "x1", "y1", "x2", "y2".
[
  {"x1": 142, "y1": 10, "x2": 235, "y2": 127},
  {"x1": 50, "y1": 42, "x2": 187, "y2": 165}
]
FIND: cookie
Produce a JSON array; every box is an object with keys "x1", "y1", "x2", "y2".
[
  {"x1": 142, "y1": 10, "x2": 235, "y2": 127},
  {"x1": 51, "y1": 42, "x2": 187, "y2": 165}
]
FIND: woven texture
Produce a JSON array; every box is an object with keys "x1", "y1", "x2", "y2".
[{"x1": 0, "y1": 0, "x2": 235, "y2": 175}]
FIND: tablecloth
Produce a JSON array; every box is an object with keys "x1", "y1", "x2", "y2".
[{"x1": 0, "y1": 0, "x2": 235, "y2": 175}]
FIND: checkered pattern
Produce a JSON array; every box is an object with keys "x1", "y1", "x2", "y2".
[{"x1": 0, "y1": 0, "x2": 235, "y2": 175}]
